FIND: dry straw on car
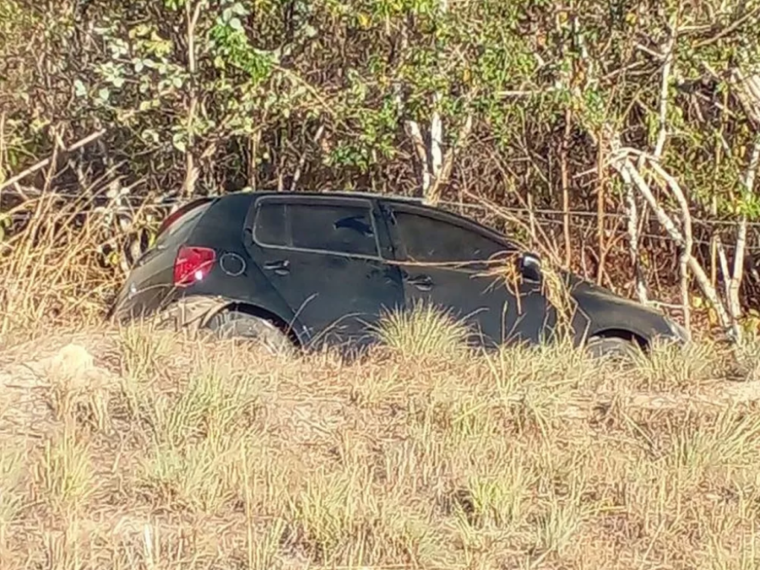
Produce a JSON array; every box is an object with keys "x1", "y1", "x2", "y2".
[
  {"x1": 479, "y1": 252, "x2": 576, "y2": 316},
  {"x1": 386, "y1": 252, "x2": 579, "y2": 342}
]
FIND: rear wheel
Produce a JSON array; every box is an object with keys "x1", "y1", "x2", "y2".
[
  {"x1": 204, "y1": 310, "x2": 295, "y2": 356},
  {"x1": 584, "y1": 336, "x2": 642, "y2": 362}
]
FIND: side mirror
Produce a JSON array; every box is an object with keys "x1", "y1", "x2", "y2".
[{"x1": 519, "y1": 252, "x2": 542, "y2": 282}]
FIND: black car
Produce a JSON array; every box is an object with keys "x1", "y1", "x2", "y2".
[{"x1": 107, "y1": 191, "x2": 689, "y2": 357}]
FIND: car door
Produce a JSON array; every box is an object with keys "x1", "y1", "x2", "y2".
[
  {"x1": 380, "y1": 201, "x2": 557, "y2": 347},
  {"x1": 244, "y1": 195, "x2": 404, "y2": 349}
]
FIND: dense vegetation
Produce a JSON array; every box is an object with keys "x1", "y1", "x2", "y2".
[
  {"x1": 3, "y1": 4, "x2": 760, "y2": 568},
  {"x1": 1, "y1": 0, "x2": 759, "y2": 338}
]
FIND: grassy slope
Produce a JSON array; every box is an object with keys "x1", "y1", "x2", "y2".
[
  {"x1": 1, "y1": 316, "x2": 760, "y2": 570},
  {"x1": 2, "y1": 198, "x2": 760, "y2": 568}
]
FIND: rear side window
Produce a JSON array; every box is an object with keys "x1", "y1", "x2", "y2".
[
  {"x1": 253, "y1": 201, "x2": 379, "y2": 257},
  {"x1": 391, "y1": 210, "x2": 506, "y2": 263}
]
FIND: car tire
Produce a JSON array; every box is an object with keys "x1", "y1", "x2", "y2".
[
  {"x1": 584, "y1": 336, "x2": 642, "y2": 362},
  {"x1": 204, "y1": 310, "x2": 295, "y2": 356}
]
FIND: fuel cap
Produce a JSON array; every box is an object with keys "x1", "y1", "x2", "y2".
[{"x1": 219, "y1": 252, "x2": 246, "y2": 277}]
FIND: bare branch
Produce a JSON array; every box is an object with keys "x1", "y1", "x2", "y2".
[
  {"x1": 728, "y1": 137, "x2": 760, "y2": 324},
  {"x1": 716, "y1": 236, "x2": 732, "y2": 302},
  {"x1": 731, "y1": 69, "x2": 760, "y2": 127},
  {"x1": 0, "y1": 130, "x2": 106, "y2": 192},
  {"x1": 402, "y1": 119, "x2": 431, "y2": 195},
  {"x1": 183, "y1": 0, "x2": 205, "y2": 197},
  {"x1": 743, "y1": 136, "x2": 760, "y2": 203},
  {"x1": 493, "y1": 88, "x2": 559, "y2": 98},
  {"x1": 618, "y1": 162, "x2": 648, "y2": 303},
  {"x1": 616, "y1": 158, "x2": 683, "y2": 242},
  {"x1": 426, "y1": 113, "x2": 474, "y2": 206},
  {"x1": 724, "y1": 68, "x2": 760, "y2": 330},
  {"x1": 648, "y1": 161, "x2": 692, "y2": 332},
  {"x1": 0, "y1": 112, "x2": 5, "y2": 187},
  {"x1": 290, "y1": 124, "x2": 325, "y2": 192},
  {"x1": 430, "y1": 92, "x2": 444, "y2": 180},
  {"x1": 654, "y1": 31, "x2": 676, "y2": 158},
  {"x1": 612, "y1": 155, "x2": 733, "y2": 334},
  {"x1": 693, "y1": 7, "x2": 760, "y2": 48},
  {"x1": 394, "y1": 77, "x2": 432, "y2": 197},
  {"x1": 561, "y1": 107, "x2": 572, "y2": 267}
]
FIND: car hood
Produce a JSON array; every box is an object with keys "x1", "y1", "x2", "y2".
[{"x1": 569, "y1": 278, "x2": 660, "y2": 314}]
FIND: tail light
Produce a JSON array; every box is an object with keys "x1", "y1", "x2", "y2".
[{"x1": 174, "y1": 246, "x2": 216, "y2": 287}]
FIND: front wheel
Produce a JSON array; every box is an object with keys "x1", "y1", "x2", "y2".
[
  {"x1": 584, "y1": 336, "x2": 642, "y2": 362},
  {"x1": 204, "y1": 310, "x2": 295, "y2": 356}
]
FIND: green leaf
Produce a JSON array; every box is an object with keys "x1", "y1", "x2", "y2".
[
  {"x1": 230, "y1": 2, "x2": 248, "y2": 16},
  {"x1": 303, "y1": 24, "x2": 318, "y2": 38},
  {"x1": 172, "y1": 132, "x2": 186, "y2": 152},
  {"x1": 142, "y1": 129, "x2": 160, "y2": 143},
  {"x1": 73, "y1": 79, "x2": 87, "y2": 98}
]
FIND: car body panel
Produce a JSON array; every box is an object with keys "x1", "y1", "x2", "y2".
[
  {"x1": 108, "y1": 198, "x2": 214, "y2": 321},
  {"x1": 184, "y1": 192, "x2": 300, "y2": 333},
  {"x1": 568, "y1": 277, "x2": 677, "y2": 342},
  {"x1": 379, "y1": 199, "x2": 559, "y2": 347},
  {"x1": 110, "y1": 193, "x2": 301, "y2": 342},
  {"x1": 108, "y1": 190, "x2": 686, "y2": 350},
  {"x1": 242, "y1": 193, "x2": 405, "y2": 349}
]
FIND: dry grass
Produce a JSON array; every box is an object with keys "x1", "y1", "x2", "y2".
[
  {"x1": 0, "y1": 318, "x2": 759, "y2": 570},
  {"x1": 0, "y1": 190, "x2": 156, "y2": 342},
  {"x1": 2, "y1": 196, "x2": 760, "y2": 569},
  {"x1": 371, "y1": 300, "x2": 474, "y2": 359}
]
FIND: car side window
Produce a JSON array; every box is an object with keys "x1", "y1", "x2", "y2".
[
  {"x1": 390, "y1": 209, "x2": 507, "y2": 263},
  {"x1": 254, "y1": 202, "x2": 289, "y2": 247},
  {"x1": 254, "y1": 201, "x2": 380, "y2": 257}
]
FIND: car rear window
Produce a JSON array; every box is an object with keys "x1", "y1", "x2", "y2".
[{"x1": 253, "y1": 200, "x2": 379, "y2": 257}]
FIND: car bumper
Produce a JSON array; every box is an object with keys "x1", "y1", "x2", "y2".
[{"x1": 662, "y1": 317, "x2": 691, "y2": 345}]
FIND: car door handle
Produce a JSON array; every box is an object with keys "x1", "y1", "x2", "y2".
[
  {"x1": 407, "y1": 274, "x2": 433, "y2": 291},
  {"x1": 263, "y1": 259, "x2": 290, "y2": 275}
]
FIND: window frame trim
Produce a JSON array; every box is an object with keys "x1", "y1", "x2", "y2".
[{"x1": 251, "y1": 195, "x2": 384, "y2": 260}]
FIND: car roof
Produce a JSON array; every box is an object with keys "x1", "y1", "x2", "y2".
[
  {"x1": 228, "y1": 188, "x2": 512, "y2": 236},
  {"x1": 238, "y1": 189, "x2": 425, "y2": 205}
]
